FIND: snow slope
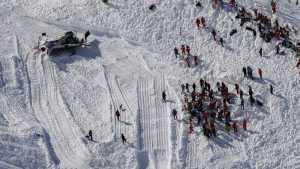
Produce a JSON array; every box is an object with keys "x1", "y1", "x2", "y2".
[{"x1": 0, "y1": 0, "x2": 300, "y2": 169}]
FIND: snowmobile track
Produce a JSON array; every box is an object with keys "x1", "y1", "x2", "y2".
[{"x1": 137, "y1": 74, "x2": 171, "y2": 169}]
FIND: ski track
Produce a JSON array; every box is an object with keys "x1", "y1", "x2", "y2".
[
  {"x1": 137, "y1": 74, "x2": 171, "y2": 169},
  {"x1": 27, "y1": 51, "x2": 90, "y2": 168},
  {"x1": 0, "y1": 36, "x2": 47, "y2": 169},
  {"x1": 165, "y1": 79, "x2": 181, "y2": 169},
  {"x1": 103, "y1": 67, "x2": 133, "y2": 142}
]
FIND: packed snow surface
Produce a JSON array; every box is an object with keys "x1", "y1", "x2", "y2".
[{"x1": 0, "y1": 0, "x2": 300, "y2": 169}]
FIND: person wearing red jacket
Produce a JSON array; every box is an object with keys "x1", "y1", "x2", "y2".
[
  {"x1": 258, "y1": 68, "x2": 262, "y2": 79},
  {"x1": 188, "y1": 118, "x2": 194, "y2": 134},
  {"x1": 201, "y1": 17, "x2": 206, "y2": 27},
  {"x1": 243, "y1": 118, "x2": 247, "y2": 131},
  {"x1": 296, "y1": 59, "x2": 300, "y2": 68},
  {"x1": 230, "y1": 0, "x2": 236, "y2": 8},
  {"x1": 212, "y1": 0, "x2": 219, "y2": 9},
  {"x1": 203, "y1": 111, "x2": 209, "y2": 123},
  {"x1": 186, "y1": 45, "x2": 190, "y2": 55},
  {"x1": 296, "y1": 59, "x2": 300, "y2": 74},
  {"x1": 181, "y1": 45, "x2": 186, "y2": 55},
  {"x1": 271, "y1": 1, "x2": 277, "y2": 13},
  {"x1": 196, "y1": 18, "x2": 201, "y2": 29}
]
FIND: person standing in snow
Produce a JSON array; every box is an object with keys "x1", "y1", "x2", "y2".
[
  {"x1": 162, "y1": 91, "x2": 167, "y2": 102},
  {"x1": 181, "y1": 84, "x2": 185, "y2": 94},
  {"x1": 194, "y1": 55, "x2": 199, "y2": 66},
  {"x1": 271, "y1": 0, "x2": 277, "y2": 13},
  {"x1": 270, "y1": 84, "x2": 274, "y2": 95},
  {"x1": 172, "y1": 109, "x2": 178, "y2": 120},
  {"x1": 88, "y1": 130, "x2": 93, "y2": 141},
  {"x1": 240, "y1": 89, "x2": 244, "y2": 100},
  {"x1": 205, "y1": 81, "x2": 211, "y2": 92},
  {"x1": 233, "y1": 122, "x2": 238, "y2": 133},
  {"x1": 212, "y1": 0, "x2": 219, "y2": 9},
  {"x1": 181, "y1": 45, "x2": 186, "y2": 55},
  {"x1": 229, "y1": 0, "x2": 236, "y2": 8},
  {"x1": 185, "y1": 83, "x2": 190, "y2": 93},
  {"x1": 196, "y1": 18, "x2": 201, "y2": 29},
  {"x1": 120, "y1": 104, "x2": 126, "y2": 112},
  {"x1": 210, "y1": 121, "x2": 217, "y2": 137},
  {"x1": 174, "y1": 47, "x2": 179, "y2": 58},
  {"x1": 201, "y1": 17, "x2": 206, "y2": 27},
  {"x1": 191, "y1": 91, "x2": 196, "y2": 102},
  {"x1": 219, "y1": 38, "x2": 224, "y2": 47},
  {"x1": 259, "y1": 48, "x2": 263, "y2": 57},
  {"x1": 186, "y1": 45, "x2": 191, "y2": 56},
  {"x1": 211, "y1": 29, "x2": 217, "y2": 41},
  {"x1": 241, "y1": 99, "x2": 245, "y2": 110},
  {"x1": 235, "y1": 84, "x2": 240, "y2": 95},
  {"x1": 242, "y1": 67, "x2": 247, "y2": 77},
  {"x1": 248, "y1": 86, "x2": 253, "y2": 97},
  {"x1": 200, "y1": 79, "x2": 204, "y2": 89},
  {"x1": 216, "y1": 82, "x2": 221, "y2": 92},
  {"x1": 196, "y1": 1, "x2": 202, "y2": 8},
  {"x1": 247, "y1": 66, "x2": 253, "y2": 80},
  {"x1": 209, "y1": 89, "x2": 214, "y2": 100},
  {"x1": 84, "y1": 30, "x2": 90, "y2": 42},
  {"x1": 276, "y1": 44, "x2": 280, "y2": 54},
  {"x1": 249, "y1": 96, "x2": 255, "y2": 106},
  {"x1": 243, "y1": 118, "x2": 247, "y2": 131},
  {"x1": 296, "y1": 59, "x2": 300, "y2": 68},
  {"x1": 121, "y1": 133, "x2": 127, "y2": 144},
  {"x1": 192, "y1": 83, "x2": 196, "y2": 92},
  {"x1": 188, "y1": 118, "x2": 194, "y2": 134},
  {"x1": 258, "y1": 68, "x2": 263, "y2": 79},
  {"x1": 115, "y1": 110, "x2": 120, "y2": 121}
]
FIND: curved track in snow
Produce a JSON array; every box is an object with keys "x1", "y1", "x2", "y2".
[{"x1": 27, "y1": 51, "x2": 90, "y2": 168}]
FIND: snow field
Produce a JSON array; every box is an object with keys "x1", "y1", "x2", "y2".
[{"x1": 0, "y1": 0, "x2": 300, "y2": 168}]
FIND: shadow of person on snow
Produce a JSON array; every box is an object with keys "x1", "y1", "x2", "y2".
[
  {"x1": 119, "y1": 120, "x2": 133, "y2": 126},
  {"x1": 42, "y1": 129, "x2": 61, "y2": 166},
  {"x1": 252, "y1": 77, "x2": 275, "y2": 85},
  {"x1": 166, "y1": 99, "x2": 176, "y2": 104}
]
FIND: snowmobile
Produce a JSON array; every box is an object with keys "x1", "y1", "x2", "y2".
[{"x1": 38, "y1": 31, "x2": 90, "y2": 56}]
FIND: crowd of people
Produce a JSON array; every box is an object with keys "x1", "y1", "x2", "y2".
[
  {"x1": 167, "y1": 63, "x2": 274, "y2": 138},
  {"x1": 174, "y1": 79, "x2": 247, "y2": 138},
  {"x1": 174, "y1": 0, "x2": 300, "y2": 69},
  {"x1": 174, "y1": 45, "x2": 199, "y2": 67},
  {"x1": 91, "y1": 0, "x2": 300, "y2": 145}
]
